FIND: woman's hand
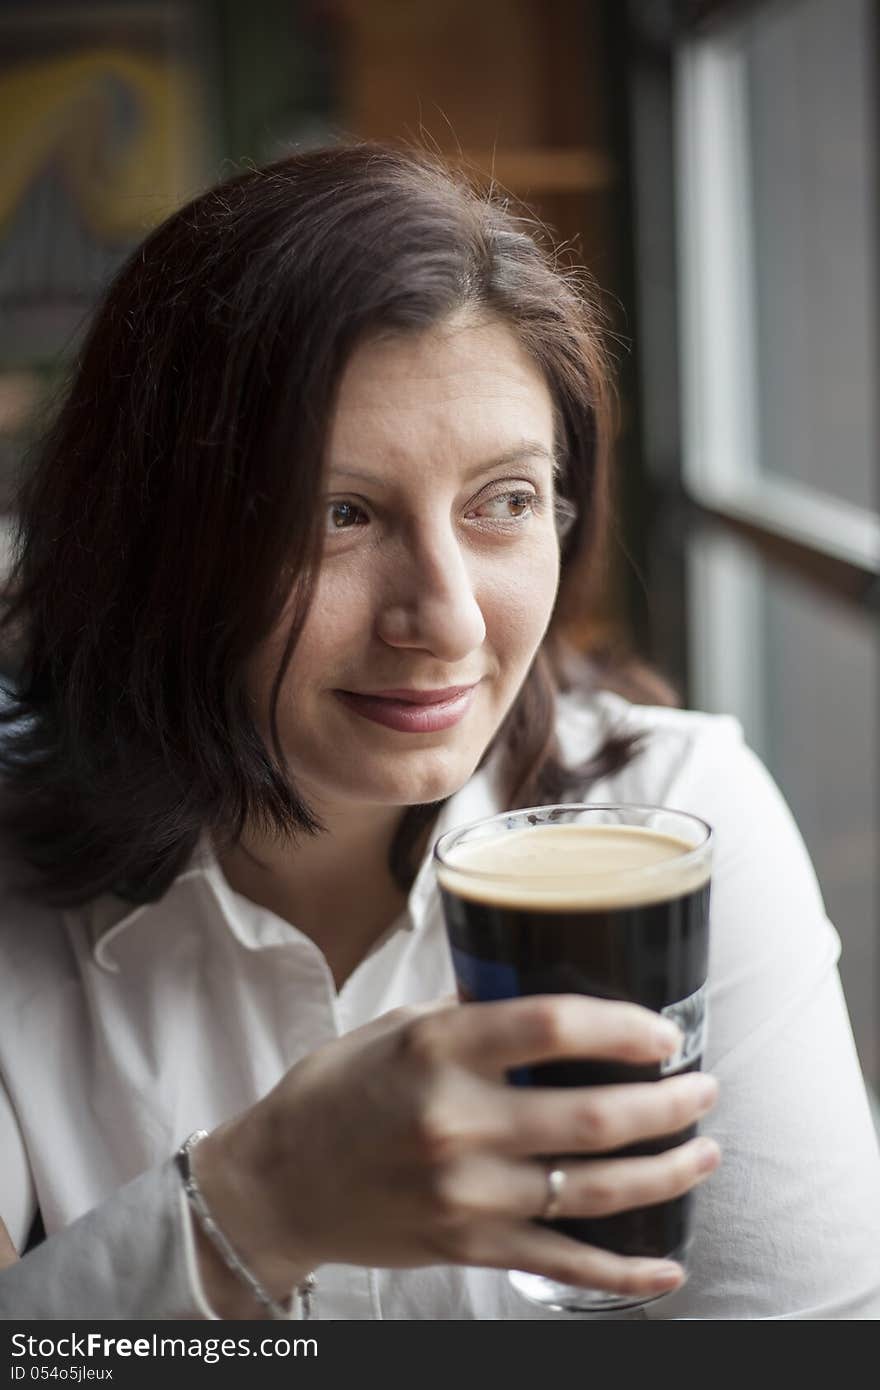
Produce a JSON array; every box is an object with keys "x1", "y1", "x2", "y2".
[{"x1": 194, "y1": 995, "x2": 720, "y2": 1314}]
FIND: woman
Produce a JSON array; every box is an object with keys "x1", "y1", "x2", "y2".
[{"x1": 0, "y1": 143, "x2": 878, "y2": 1321}]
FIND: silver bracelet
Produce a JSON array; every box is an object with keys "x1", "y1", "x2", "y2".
[{"x1": 176, "y1": 1129, "x2": 316, "y2": 1320}]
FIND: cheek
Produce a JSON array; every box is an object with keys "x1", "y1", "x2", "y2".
[
  {"x1": 485, "y1": 542, "x2": 560, "y2": 659},
  {"x1": 243, "y1": 583, "x2": 356, "y2": 728},
  {"x1": 287, "y1": 572, "x2": 369, "y2": 680}
]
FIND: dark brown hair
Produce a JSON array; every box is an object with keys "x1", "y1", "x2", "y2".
[{"x1": 0, "y1": 141, "x2": 667, "y2": 907}]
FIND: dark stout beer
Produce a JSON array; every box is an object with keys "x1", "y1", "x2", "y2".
[{"x1": 436, "y1": 821, "x2": 711, "y2": 1261}]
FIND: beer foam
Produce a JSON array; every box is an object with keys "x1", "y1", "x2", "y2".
[{"x1": 436, "y1": 823, "x2": 710, "y2": 910}]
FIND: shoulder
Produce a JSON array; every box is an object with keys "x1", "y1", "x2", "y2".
[
  {"x1": 555, "y1": 688, "x2": 824, "y2": 910},
  {"x1": 555, "y1": 687, "x2": 748, "y2": 801},
  {"x1": 561, "y1": 694, "x2": 840, "y2": 1035}
]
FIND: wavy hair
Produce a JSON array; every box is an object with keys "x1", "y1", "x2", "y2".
[{"x1": 0, "y1": 142, "x2": 671, "y2": 906}]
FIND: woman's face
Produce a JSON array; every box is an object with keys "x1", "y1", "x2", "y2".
[{"x1": 252, "y1": 313, "x2": 562, "y2": 815}]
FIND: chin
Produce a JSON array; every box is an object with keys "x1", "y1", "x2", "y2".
[{"x1": 360, "y1": 749, "x2": 487, "y2": 808}]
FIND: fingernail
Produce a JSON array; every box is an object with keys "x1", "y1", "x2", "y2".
[
  {"x1": 654, "y1": 1020, "x2": 682, "y2": 1053},
  {"x1": 687, "y1": 1074, "x2": 719, "y2": 1112},
  {"x1": 695, "y1": 1137, "x2": 721, "y2": 1172},
  {"x1": 648, "y1": 1261, "x2": 684, "y2": 1289},
  {"x1": 675, "y1": 1067, "x2": 717, "y2": 1112}
]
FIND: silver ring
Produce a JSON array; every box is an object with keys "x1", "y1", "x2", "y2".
[{"x1": 541, "y1": 1164, "x2": 567, "y2": 1220}]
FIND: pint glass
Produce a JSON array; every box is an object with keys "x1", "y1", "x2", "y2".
[{"x1": 434, "y1": 803, "x2": 713, "y2": 1314}]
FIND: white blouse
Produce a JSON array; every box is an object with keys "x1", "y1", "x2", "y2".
[{"x1": 1, "y1": 690, "x2": 879, "y2": 1320}]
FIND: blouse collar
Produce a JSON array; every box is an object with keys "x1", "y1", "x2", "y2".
[
  {"x1": 82, "y1": 746, "x2": 506, "y2": 972},
  {"x1": 80, "y1": 689, "x2": 607, "y2": 972}
]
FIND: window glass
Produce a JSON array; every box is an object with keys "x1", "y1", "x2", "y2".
[
  {"x1": 689, "y1": 530, "x2": 879, "y2": 1090},
  {"x1": 743, "y1": 0, "x2": 878, "y2": 512}
]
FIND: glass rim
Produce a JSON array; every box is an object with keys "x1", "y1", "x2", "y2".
[{"x1": 432, "y1": 801, "x2": 713, "y2": 885}]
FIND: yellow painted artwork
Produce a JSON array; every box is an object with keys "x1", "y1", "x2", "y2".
[{"x1": 0, "y1": 48, "x2": 202, "y2": 241}]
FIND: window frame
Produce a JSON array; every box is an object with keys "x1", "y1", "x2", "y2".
[
  {"x1": 622, "y1": 0, "x2": 880, "y2": 1092},
  {"x1": 674, "y1": 2, "x2": 880, "y2": 583}
]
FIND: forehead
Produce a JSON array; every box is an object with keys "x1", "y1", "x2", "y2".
[{"x1": 326, "y1": 316, "x2": 555, "y2": 466}]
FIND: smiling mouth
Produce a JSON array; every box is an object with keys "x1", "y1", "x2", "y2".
[
  {"x1": 334, "y1": 685, "x2": 479, "y2": 733},
  {"x1": 350, "y1": 685, "x2": 477, "y2": 704}
]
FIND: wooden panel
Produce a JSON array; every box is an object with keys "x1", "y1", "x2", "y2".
[
  {"x1": 445, "y1": 146, "x2": 614, "y2": 194},
  {"x1": 339, "y1": 0, "x2": 544, "y2": 149}
]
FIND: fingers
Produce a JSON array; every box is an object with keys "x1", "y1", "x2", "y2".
[
  {"x1": 404, "y1": 995, "x2": 682, "y2": 1073},
  {"x1": 423, "y1": 1138, "x2": 720, "y2": 1226},
  {"x1": 498, "y1": 1071, "x2": 720, "y2": 1157},
  {"x1": 580, "y1": 1136, "x2": 718, "y2": 1216},
  {"x1": 425, "y1": 1208, "x2": 686, "y2": 1300},
  {"x1": 479, "y1": 1221, "x2": 686, "y2": 1302},
  {"x1": 394, "y1": 1002, "x2": 716, "y2": 1166},
  {"x1": 525, "y1": 1137, "x2": 722, "y2": 1220},
  {"x1": 423, "y1": 1141, "x2": 721, "y2": 1299}
]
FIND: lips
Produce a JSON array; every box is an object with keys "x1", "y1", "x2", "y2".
[
  {"x1": 359, "y1": 686, "x2": 476, "y2": 704},
  {"x1": 334, "y1": 684, "x2": 479, "y2": 733}
]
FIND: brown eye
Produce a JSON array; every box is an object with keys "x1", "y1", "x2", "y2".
[
  {"x1": 474, "y1": 490, "x2": 537, "y2": 520},
  {"x1": 505, "y1": 492, "x2": 532, "y2": 517},
  {"x1": 327, "y1": 500, "x2": 367, "y2": 531}
]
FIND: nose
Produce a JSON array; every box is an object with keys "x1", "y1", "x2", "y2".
[{"x1": 375, "y1": 523, "x2": 487, "y2": 661}]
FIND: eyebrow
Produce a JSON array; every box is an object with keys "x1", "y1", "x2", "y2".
[{"x1": 327, "y1": 440, "x2": 561, "y2": 485}]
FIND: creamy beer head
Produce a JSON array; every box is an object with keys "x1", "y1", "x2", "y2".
[{"x1": 435, "y1": 822, "x2": 711, "y2": 911}]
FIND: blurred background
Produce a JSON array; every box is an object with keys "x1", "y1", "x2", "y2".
[{"x1": 1, "y1": 0, "x2": 878, "y2": 1103}]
